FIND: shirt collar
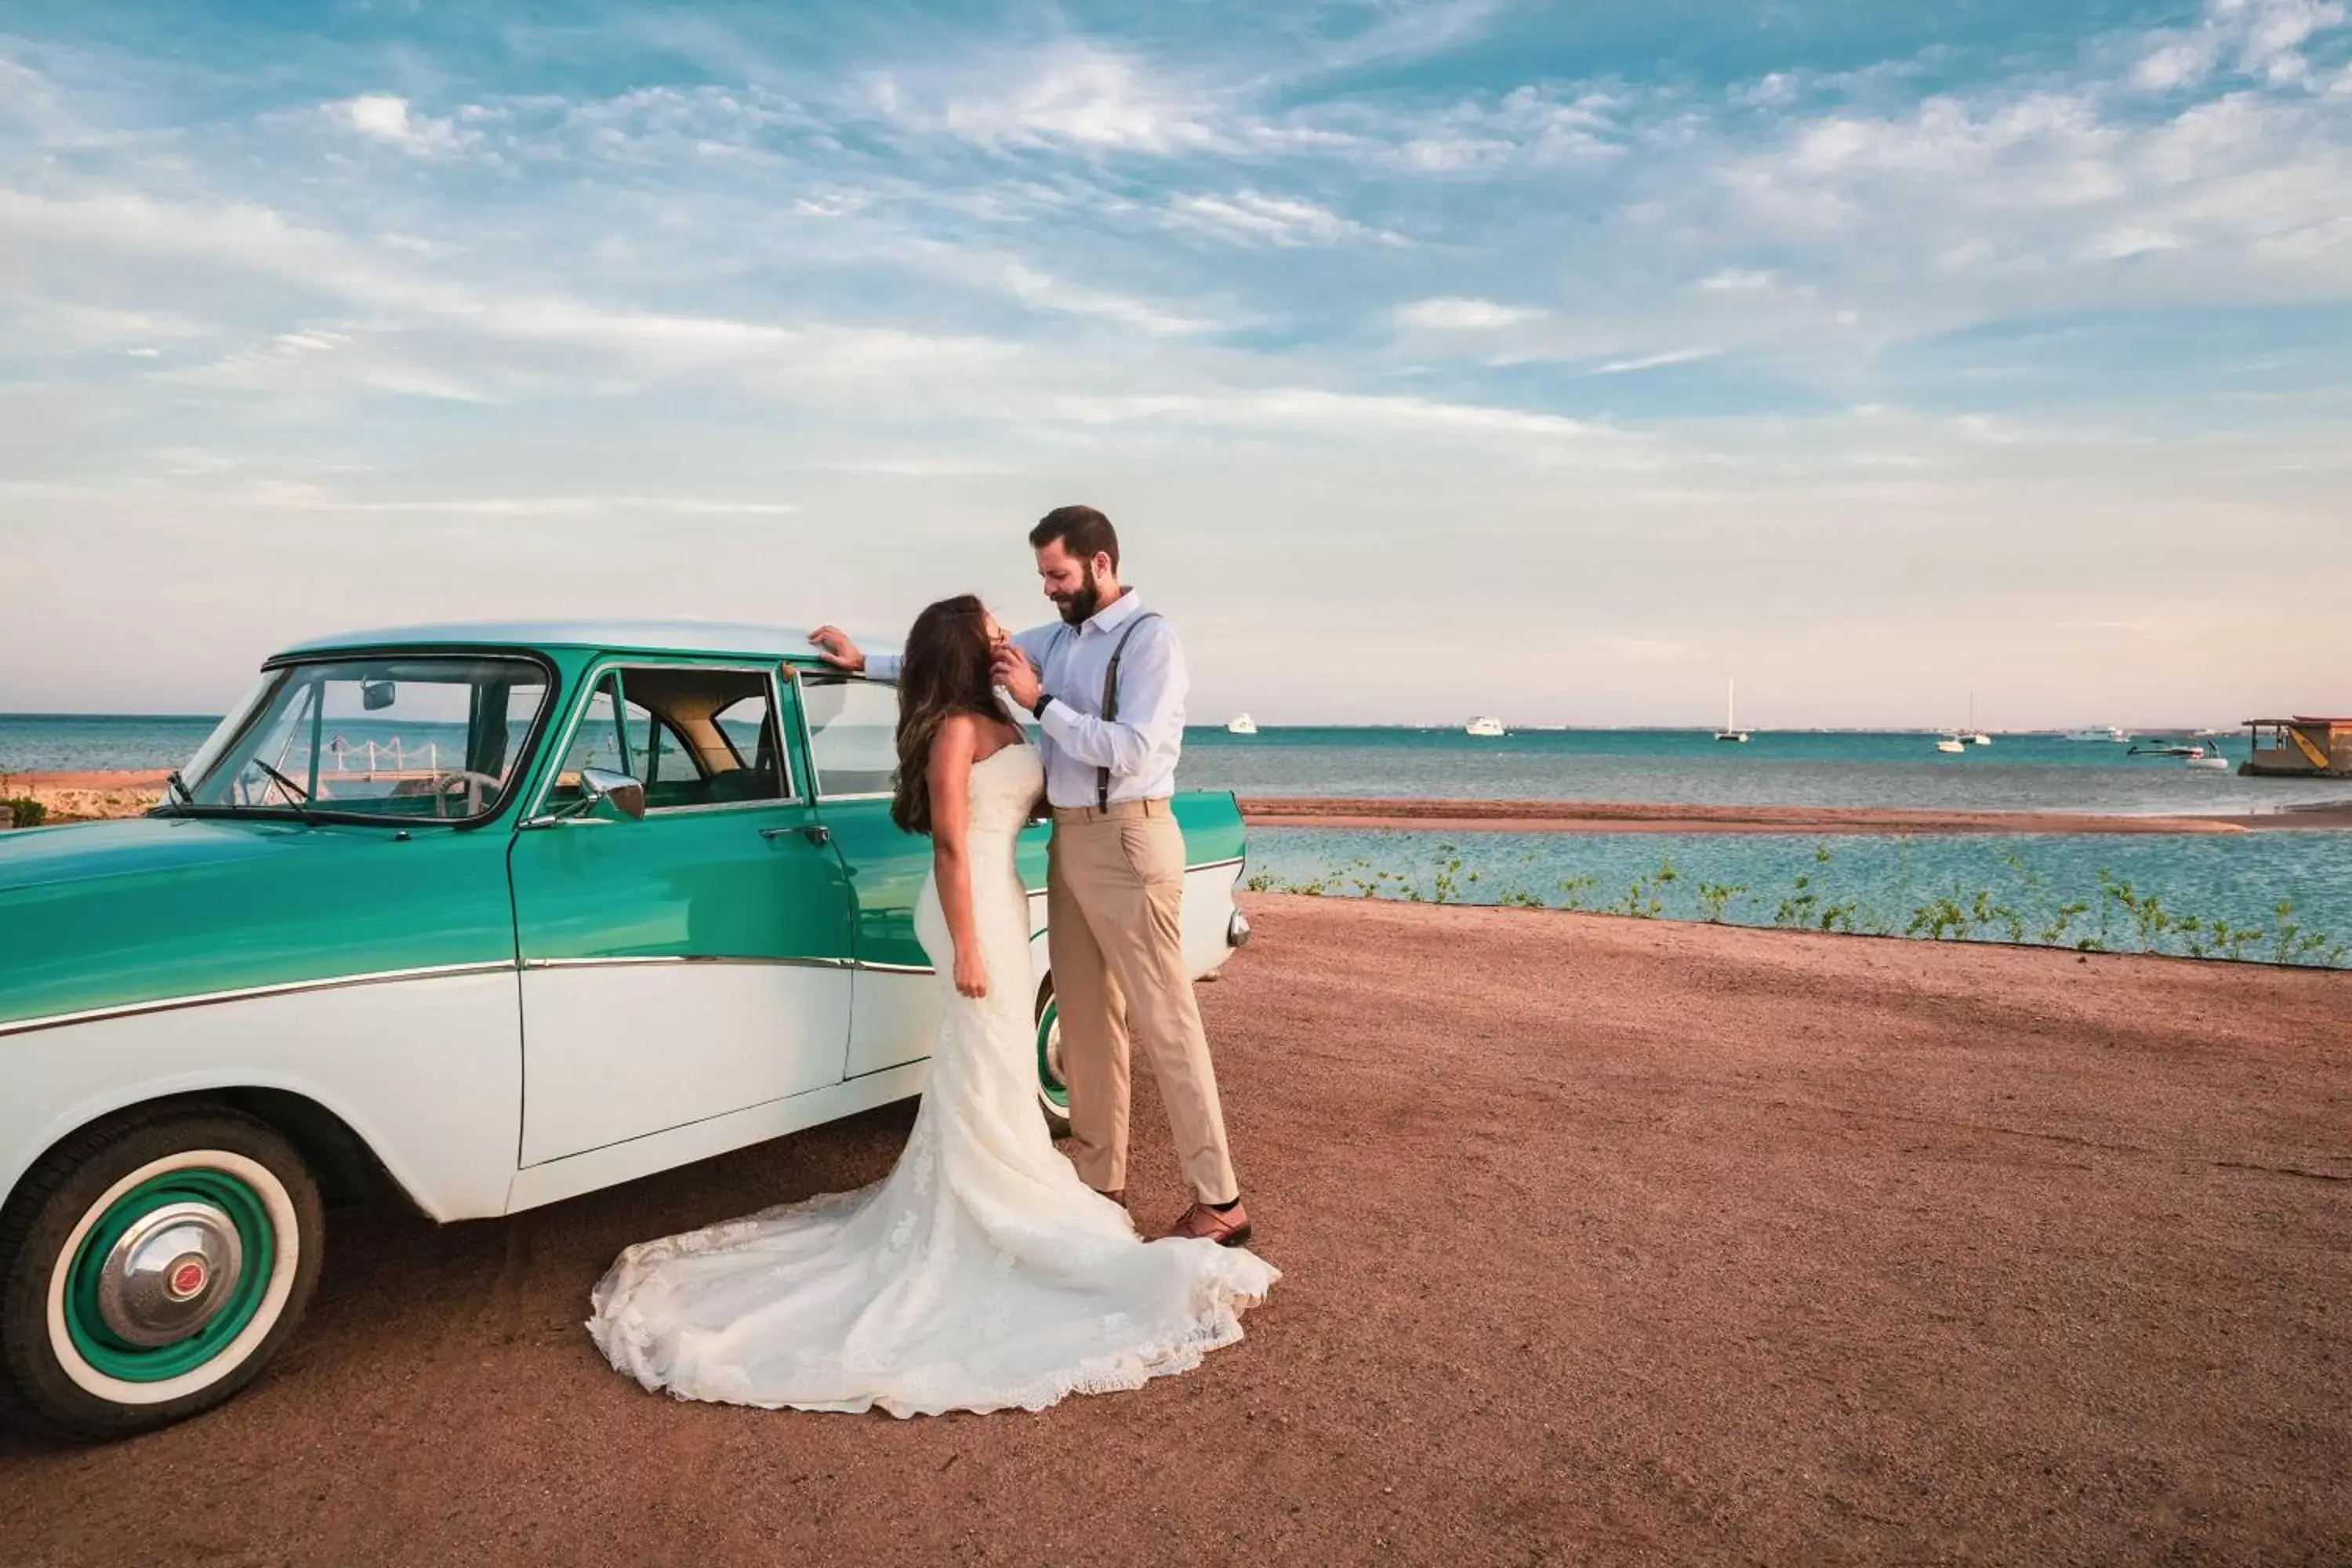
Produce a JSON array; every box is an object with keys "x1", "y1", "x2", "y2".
[{"x1": 1080, "y1": 587, "x2": 1144, "y2": 637}]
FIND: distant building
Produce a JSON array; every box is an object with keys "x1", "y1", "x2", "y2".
[{"x1": 2241, "y1": 717, "x2": 2352, "y2": 779}]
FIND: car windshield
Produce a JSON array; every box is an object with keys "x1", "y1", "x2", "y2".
[{"x1": 175, "y1": 655, "x2": 550, "y2": 824}]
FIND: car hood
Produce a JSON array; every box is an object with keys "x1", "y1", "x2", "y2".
[{"x1": 0, "y1": 815, "x2": 314, "y2": 895}]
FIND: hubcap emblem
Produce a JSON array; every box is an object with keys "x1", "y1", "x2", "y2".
[{"x1": 167, "y1": 1258, "x2": 209, "y2": 1300}]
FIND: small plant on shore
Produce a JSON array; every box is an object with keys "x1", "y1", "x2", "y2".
[
  {"x1": 1772, "y1": 873, "x2": 1819, "y2": 929},
  {"x1": 1906, "y1": 890, "x2": 1970, "y2": 942},
  {"x1": 1696, "y1": 881, "x2": 1747, "y2": 923},
  {"x1": 1, "y1": 797, "x2": 45, "y2": 830},
  {"x1": 1610, "y1": 855, "x2": 1677, "y2": 919},
  {"x1": 1555, "y1": 873, "x2": 1599, "y2": 910}
]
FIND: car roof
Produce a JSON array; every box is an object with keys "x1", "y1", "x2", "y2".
[{"x1": 275, "y1": 620, "x2": 899, "y2": 662}]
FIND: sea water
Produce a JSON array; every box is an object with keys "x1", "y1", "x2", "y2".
[
  {"x1": 1243, "y1": 827, "x2": 2352, "y2": 968},
  {"x1": 9, "y1": 714, "x2": 2346, "y2": 966}
]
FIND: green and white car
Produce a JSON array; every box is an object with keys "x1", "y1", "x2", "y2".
[{"x1": 0, "y1": 622, "x2": 1250, "y2": 1440}]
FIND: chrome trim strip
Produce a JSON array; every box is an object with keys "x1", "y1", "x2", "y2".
[
  {"x1": 521, "y1": 955, "x2": 852, "y2": 971},
  {"x1": 0, "y1": 962, "x2": 519, "y2": 1039},
  {"x1": 853, "y1": 960, "x2": 935, "y2": 975},
  {"x1": 1187, "y1": 855, "x2": 1247, "y2": 873}
]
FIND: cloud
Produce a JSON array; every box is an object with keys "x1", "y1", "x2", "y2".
[
  {"x1": 1394, "y1": 296, "x2": 1545, "y2": 328},
  {"x1": 1165, "y1": 188, "x2": 1405, "y2": 248},
  {"x1": 332, "y1": 93, "x2": 470, "y2": 154},
  {"x1": 867, "y1": 42, "x2": 1222, "y2": 154},
  {"x1": 1583, "y1": 347, "x2": 1722, "y2": 376}
]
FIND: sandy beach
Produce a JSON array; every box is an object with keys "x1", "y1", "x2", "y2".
[{"x1": 2, "y1": 895, "x2": 2344, "y2": 1564}]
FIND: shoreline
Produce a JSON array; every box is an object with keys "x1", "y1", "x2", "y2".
[
  {"x1": 7, "y1": 773, "x2": 2349, "y2": 837},
  {"x1": 1240, "y1": 795, "x2": 2352, "y2": 836}
]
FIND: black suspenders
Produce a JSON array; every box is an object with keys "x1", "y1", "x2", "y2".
[{"x1": 1096, "y1": 612, "x2": 1161, "y2": 810}]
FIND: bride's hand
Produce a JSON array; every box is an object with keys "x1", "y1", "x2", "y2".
[{"x1": 954, "y1": 949, "x2": 988, "y2": 999}]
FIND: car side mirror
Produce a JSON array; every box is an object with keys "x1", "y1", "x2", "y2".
[
  {"x1": 361, "y1": 680, "x2": 397, "y2": 711},
  {"x1": 577, "y1": 767, "x2": 646, "y2": 822}
]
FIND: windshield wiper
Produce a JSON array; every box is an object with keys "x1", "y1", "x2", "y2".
[{"x1": 248, "y1": 759, "x2": 319, "y2": 825}]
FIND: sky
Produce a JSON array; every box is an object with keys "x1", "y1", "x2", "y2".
[{"x1": 1, "y1": 0, "x2": 2348, "y2": 728}]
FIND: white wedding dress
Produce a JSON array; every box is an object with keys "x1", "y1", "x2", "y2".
[{"x1": 586, "y1": 743, "x2": 1278, "y2": 1416}]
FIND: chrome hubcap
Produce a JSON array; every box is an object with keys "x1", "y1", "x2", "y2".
[{"x1": 96, "y1": 1201, "x2": 245, "y2": 1348}]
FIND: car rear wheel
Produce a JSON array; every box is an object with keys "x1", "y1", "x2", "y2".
[
  {"x1": 1035, "y1": 989, "x2": 1072, "y2": 1137},
  {"x1": 0, "y1": 1105, "x2": 324, "y2": 1442}
]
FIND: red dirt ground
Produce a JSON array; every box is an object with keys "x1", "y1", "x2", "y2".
[{"x1": 2, "y1": 896, "x2": 2347, "y2": 1565}]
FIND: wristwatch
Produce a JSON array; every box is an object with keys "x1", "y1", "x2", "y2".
[{"x1": 1030, "y1": 693, "x2": 1052, "y2": 721}]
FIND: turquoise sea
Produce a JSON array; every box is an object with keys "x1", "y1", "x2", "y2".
[{"x1": 7, "y1": 714, "x2": 2348, "y2": 966}]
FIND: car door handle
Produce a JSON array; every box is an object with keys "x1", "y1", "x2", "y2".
[{"x1": 762, "y1": 824, "x2": 830, "y2": 847}]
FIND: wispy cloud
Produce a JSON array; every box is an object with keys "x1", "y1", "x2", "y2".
[
  {"x1": 1394, "y1": 296, "x2": 1546, "y2": 328},
  {"x1": 1165, "y1": 188, "x2": 1406, "y2": 247}
]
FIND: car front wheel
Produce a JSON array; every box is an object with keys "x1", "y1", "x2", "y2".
[{"x1": 0, "y1": 1105, "x2": 324, "y2": 1442}]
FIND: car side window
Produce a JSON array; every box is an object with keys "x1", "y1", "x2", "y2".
[
  {"x1": 545, "y1": 673, "x2": 626, "y2": 806},
  {"x1": 800, "y1": 673, "x2": 899, "y2": 797},
  {"x1": 614, "y1": 666, "x2": 789, "y2": 811}
]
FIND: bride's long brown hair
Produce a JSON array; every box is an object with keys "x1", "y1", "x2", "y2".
[{"x1": 891, "y1": 595, "x2": 1010, "y2": 836}]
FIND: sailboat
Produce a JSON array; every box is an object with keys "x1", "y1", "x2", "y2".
[
  {"x1": 1966, "y1": 692, "x2": 1991, "y2": 746},
  {"x1": 1225, "y1": 713, "x2": 1258, "y2": 735},
  {"x1": 1715, "y1": 679, "x2": 1749, "y2": 742}
]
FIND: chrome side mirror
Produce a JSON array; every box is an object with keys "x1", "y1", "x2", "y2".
[{"x1": 577, "y1": 767, "x2": 646, "y2": 822}]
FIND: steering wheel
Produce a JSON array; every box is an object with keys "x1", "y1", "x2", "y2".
[{"x1": 427, "y1": 770, "x2": 504, "y2": 818}]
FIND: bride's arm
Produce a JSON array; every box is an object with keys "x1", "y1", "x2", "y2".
[{"x1": 928, "y1": 715, "x2": 989, "y2": 998}]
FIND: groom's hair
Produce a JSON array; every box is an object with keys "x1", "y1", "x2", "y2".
[{"x1": 1029, "y1": 505, "x2": 1119, "y2": 570}]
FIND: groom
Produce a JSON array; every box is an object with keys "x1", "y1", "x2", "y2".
[{"x1": 811, "y1": 505, "x2": 1250, "y2": 1246}]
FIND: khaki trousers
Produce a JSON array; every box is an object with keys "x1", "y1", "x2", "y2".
[{"x1": 1047, "y1": 801, "x2": 1240, "y2": 1206}]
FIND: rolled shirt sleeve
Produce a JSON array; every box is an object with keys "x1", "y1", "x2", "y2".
[
  {"x1": 1037, "y1": 619, "x2": 1187, "y2": 782},
  {"x1": 864, "y1": 652, "x2": 902, "y2": 683}
]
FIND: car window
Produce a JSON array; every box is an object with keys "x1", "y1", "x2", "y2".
[
  {"x1": 626, "y1": 702, "x2": 702, "y2": 787},
  {"x1": 615, "y1": 666, "x2": 787, "y2": 811},
  {"x1": 545, "y1": 674, "x2": 627, "y2": 807},
  {"x1": 799, "y1": 673, "x2": 898, "y2": 797},
  {"x1": 180, "y1": 655, "x2": 550, "y2": 823}
]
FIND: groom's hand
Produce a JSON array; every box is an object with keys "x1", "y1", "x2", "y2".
[
  {"x1": 993, "y1": 645, "x2": 1043, "y2": 710},
  {"x1": 808, "y1": 626, "x2": 865, "y2": 673}
]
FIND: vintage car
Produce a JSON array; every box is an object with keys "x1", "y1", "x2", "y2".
[{"x1": 0, "y1": 621, "x2": 1250, "y2": 1439}]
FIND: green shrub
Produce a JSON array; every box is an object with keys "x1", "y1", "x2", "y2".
[{"x1": 2, "y1": 797, "x2": 47, "y2": 829}]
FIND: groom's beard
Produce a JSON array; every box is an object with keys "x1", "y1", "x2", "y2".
[{"x1": 1052, "y1": 565, "x2": 1102, "y2": 625}]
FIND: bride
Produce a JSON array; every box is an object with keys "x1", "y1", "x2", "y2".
[{"x1": 586, "y1": 595, "x2": 1278, "y2": 1416}]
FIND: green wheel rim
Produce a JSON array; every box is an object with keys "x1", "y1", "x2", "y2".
[
  {"x1": 1036, "y1": 999, "x2": 1069, "y2": 1113},
  {"x1": 63, "y1": 1168, "x2": 277, "y2": 1383}
]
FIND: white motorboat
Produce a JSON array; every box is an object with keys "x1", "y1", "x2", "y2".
[
  {"x1": 1225, "y1": 713, "x2": 1258, "y2": 735},
  {"x1": 1934, "y1": 735, "x2": 1967, "y2": 754},
  {"x1": 2187, "y1": 752, "x2": 2232, "y2": 771},
  {"x1": 2065, "y1": 726, "x2": 2129, "y2": 742},
  {"x1": 1715, "y1": 679, "x2": 1750, "y2": 743},
  {"x1": 1465, "y1": 716, "x2": 1507, "y2": 738}
]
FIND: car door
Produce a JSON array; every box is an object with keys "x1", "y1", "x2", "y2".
[
  {"x1": 792, "y1": 670, "x2": 1052, "y2": 1080},
  {"x1": 508, "y1": 661, "x2": 855, "y2": 1167}
]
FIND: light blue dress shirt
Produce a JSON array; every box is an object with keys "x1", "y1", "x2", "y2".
[{"x1": 866, "y1": 590, "x2": 1188, "y2": 810}]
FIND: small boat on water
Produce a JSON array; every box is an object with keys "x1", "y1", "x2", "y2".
[
  {"x1": 2187, "y1": 752, "x2": 2233, "y2": 771},
  {"x1": 1934, "y1": 734, "x2": 1967, "y2": 754},
  {"x1": 1715, "y1": 679, "x2": 1749, "y2": 743},
  {"x1": 1225, "y1": 713, "x2": 1258, "y2": 735},
  {"x1": 2066, "y1": 725, "x2": 2130, "y2": 743},
  {"x1": 1465, "y1": 716, "x2": 1507, "y2": 739},
  {"x1": 1965, "y1": 695, "x2": 1991, "y2": 745}
]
